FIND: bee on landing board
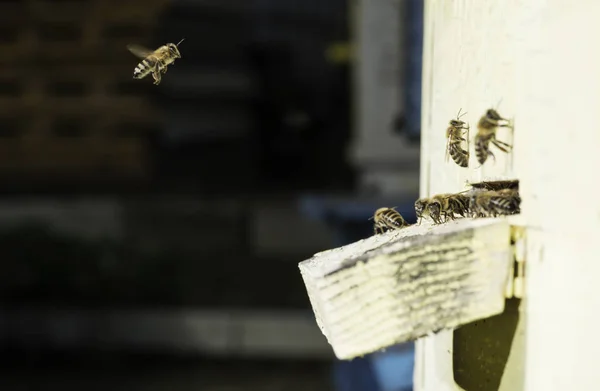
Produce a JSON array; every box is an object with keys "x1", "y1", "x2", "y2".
[
  {"x1": 470, "y1": 189, "x2": 521, "y2": 218},
  {"x1": 127, "y1": 39, "x2": 184, "y2": 85},
  {"x1": 414, "y1": 198, "x2": 430, "y2": 225},
  {"x1": 474, "y1": 108, "x2": 513, "y2": 165},
  {"x1": 371, "y1": 207, "x2": 409, "y2": 235},
  {"x1": 427, "y1": 193, "x2": 470, "y2": 225},
  {"x1": 415, "y1": 193, "x2": 470, "y2": 225},
  {"x1": 445, "y1": 108, "x2": 470, "y2": 167}
]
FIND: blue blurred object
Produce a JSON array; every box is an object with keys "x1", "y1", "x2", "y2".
[
  {"x1": 371, "y1": 344, "x2": 415, "y2": 391},
  {"x1": 299, "y1": 194, "x2": 416, "y2": 391},
  {"x1": 333, "y1": 357, "x2": 381, "y2": 391}
]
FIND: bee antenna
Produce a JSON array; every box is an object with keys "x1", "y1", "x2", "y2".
[
  {"x1": 176, "y1": 38, "x2": 185, "y2": 46},
  {"x1": 495, "y1": 98, "x2": 503, "y2": 110},
  {"x1": 457, "y1": 108, "x2": 467, "y2": 119}
]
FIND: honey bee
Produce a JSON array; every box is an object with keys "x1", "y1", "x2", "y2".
[
  {"x1": 428, "y1": 193, "x2": 471, "y2": 224},
  {"x1": 467, "y1": 179, "x2": 519, "y2": 192},
  {"x1": 447, "y1": 193, "x2": 471, "y2": 218},
  {"x1": 475, "y1": 108, "x2": 513, "y2": 165},
  {"x1": 446, "y1": 108, "x2": 470, "y2": 167},
  {"x1": 127, "y1": 39, "x2": 184, "y2": 85},
  {"x1": 470, "y1": 189, "x2": 521, "y2": 218},
  {"x1": 414, "y1": 198, "x2": 429, "y2": 224},
  {"x1": 415, "y1": 193, "x2": 470, "y2": 225},
  {"x1": 371, "y1": 207, "x2": 409, "y2": 234}
]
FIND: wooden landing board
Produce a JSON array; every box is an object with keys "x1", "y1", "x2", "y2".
[{"x1": 299, "y1": 218, "x2": 513, "y2": 360}]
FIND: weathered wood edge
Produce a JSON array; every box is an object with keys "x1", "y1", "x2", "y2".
[{"x1": 299, "y1": 218, "x2": 513, "y2": 359}]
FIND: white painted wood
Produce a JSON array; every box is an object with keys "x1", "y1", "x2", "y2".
[
  {"x1": 417, "y1": 1, "x2": 600, "y2": 390},
  {"x1": 299, "y1": 218, "x2": 513, "y2": 360}
]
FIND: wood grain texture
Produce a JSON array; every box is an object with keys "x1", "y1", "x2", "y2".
[{"x1": 299, "y1": 218, "x2": 512, "y2": 360}]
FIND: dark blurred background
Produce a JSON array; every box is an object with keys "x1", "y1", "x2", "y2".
[{"x1": 0, "y1": 0, "x2": 422, "y2": 390}]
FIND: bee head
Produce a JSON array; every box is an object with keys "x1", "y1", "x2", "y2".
[
  {"x1": 167, "y1": 44, "x2": 181, "y2": 58},
  {"x1": 168, "y1": 40, "x2": 183, "y2": 58},
  {"x1": 486, "y1": 108, "x2": 502, "y2": 120},
  {"x1": 427, "y1": 201, "x2": 441, "y2": 216},
  {"x1": 449, "y1": 119, "x2": 463, "y2": 127},
  {"x1": 414, "y1": 200, "x2": 426, "y2": 217}
]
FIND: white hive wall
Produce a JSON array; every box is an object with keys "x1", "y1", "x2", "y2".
[{"x1": 417, "y1": 1, "x2": 600, "y2": 391}]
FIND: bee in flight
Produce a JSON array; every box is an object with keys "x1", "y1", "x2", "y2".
[
  {"x1": 446, "y1": 108, "x2": 470, "y2": 167},
  {"x1": 371, "y1": 207, "x2": 409, "y2": 235},
  {"x1": 127, "y1": 39, "x2": 184, "y2": 85},
  {"x1": 474, "y1": 108, "x2": 513, "y2": 165}
]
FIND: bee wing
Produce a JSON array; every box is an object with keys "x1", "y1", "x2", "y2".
[
  {"x1": 127, "y1": 44, "x2": 154, "y2": 59},
  {"x1": 445, "y1": 135, "x2": 451, "y2": 163}
]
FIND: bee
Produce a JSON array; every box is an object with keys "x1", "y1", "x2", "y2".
[
  {"x1": 446, "y1": 108, "x2": 470, "y2": 167},
  {"x1": 447, "y1": 193, "x2": 471, "y2": 218},
  {"x1": 475, "y1": 108, "x2": 513, "y2": 165},
  {"x1": 127, "y1": 39, "x2": 184, "y2": 85},
  {"x1": 371, "y1": 207, "x2": 409, "y2": 234},
  {"x1": 414, "y1": 198, "x2": 430, "y2": 224},
  {"x1": 470, "y1": 189, "x2": 521, "y2": 218},
  {"x1": 427, "y1": 193, "x2": 470, "y2": 224},
  {"x1": 467, "y1": 179, "x2": 519, "y2": 192}
]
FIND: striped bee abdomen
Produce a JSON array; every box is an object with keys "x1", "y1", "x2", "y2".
[
  {"x1": 448, "y1": 139, "x2": 469, "y2": 167},
  {"x1": 489, "y1": 196, "x2": 519, "y2": 215},
  {"x1": 133, "y1": 58, "x2": 157, "y2": 79},
  {"x1": 474, "y1": 133, "x2": 492, "y2": 165},
  {"x1": 372, "y1": 207, "x2": 408, "y2": 234}
]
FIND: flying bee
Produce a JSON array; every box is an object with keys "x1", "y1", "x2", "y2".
[
  {"x1": 467, "y1": 179, "x2": 519, "y2": 192},
  {"x1": 470, "y1": 189, "x2": 521, "y2": 218},
  {"x1": 446, "y1": 108, "x2": 470, "y2": 167},
  {"x1": 475, "y1": 108, "x2": 513, "y2": 165},
  {"x1": 127, "y1": 39, "x2": 184, "y2": 85},
  {"x1": 371, "y1": 207, "x2": 409, "y2": 235}
]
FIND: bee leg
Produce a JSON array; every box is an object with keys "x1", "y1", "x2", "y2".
[
  {"x1": 493, "y1": 138, "x2": 512, "y2": 150},
  {"x1": 152, "y1": 71, "x2": 162, "y2": 85},
  {"x1": 152, "y1": 63, "x2": 163, "y2": 85},
  {"x1": 161, "y1": 66, "x2": 168, "y2": 74},
  {"x1": 374, "y1": 224, "x2": 386, "y2": 235}
]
